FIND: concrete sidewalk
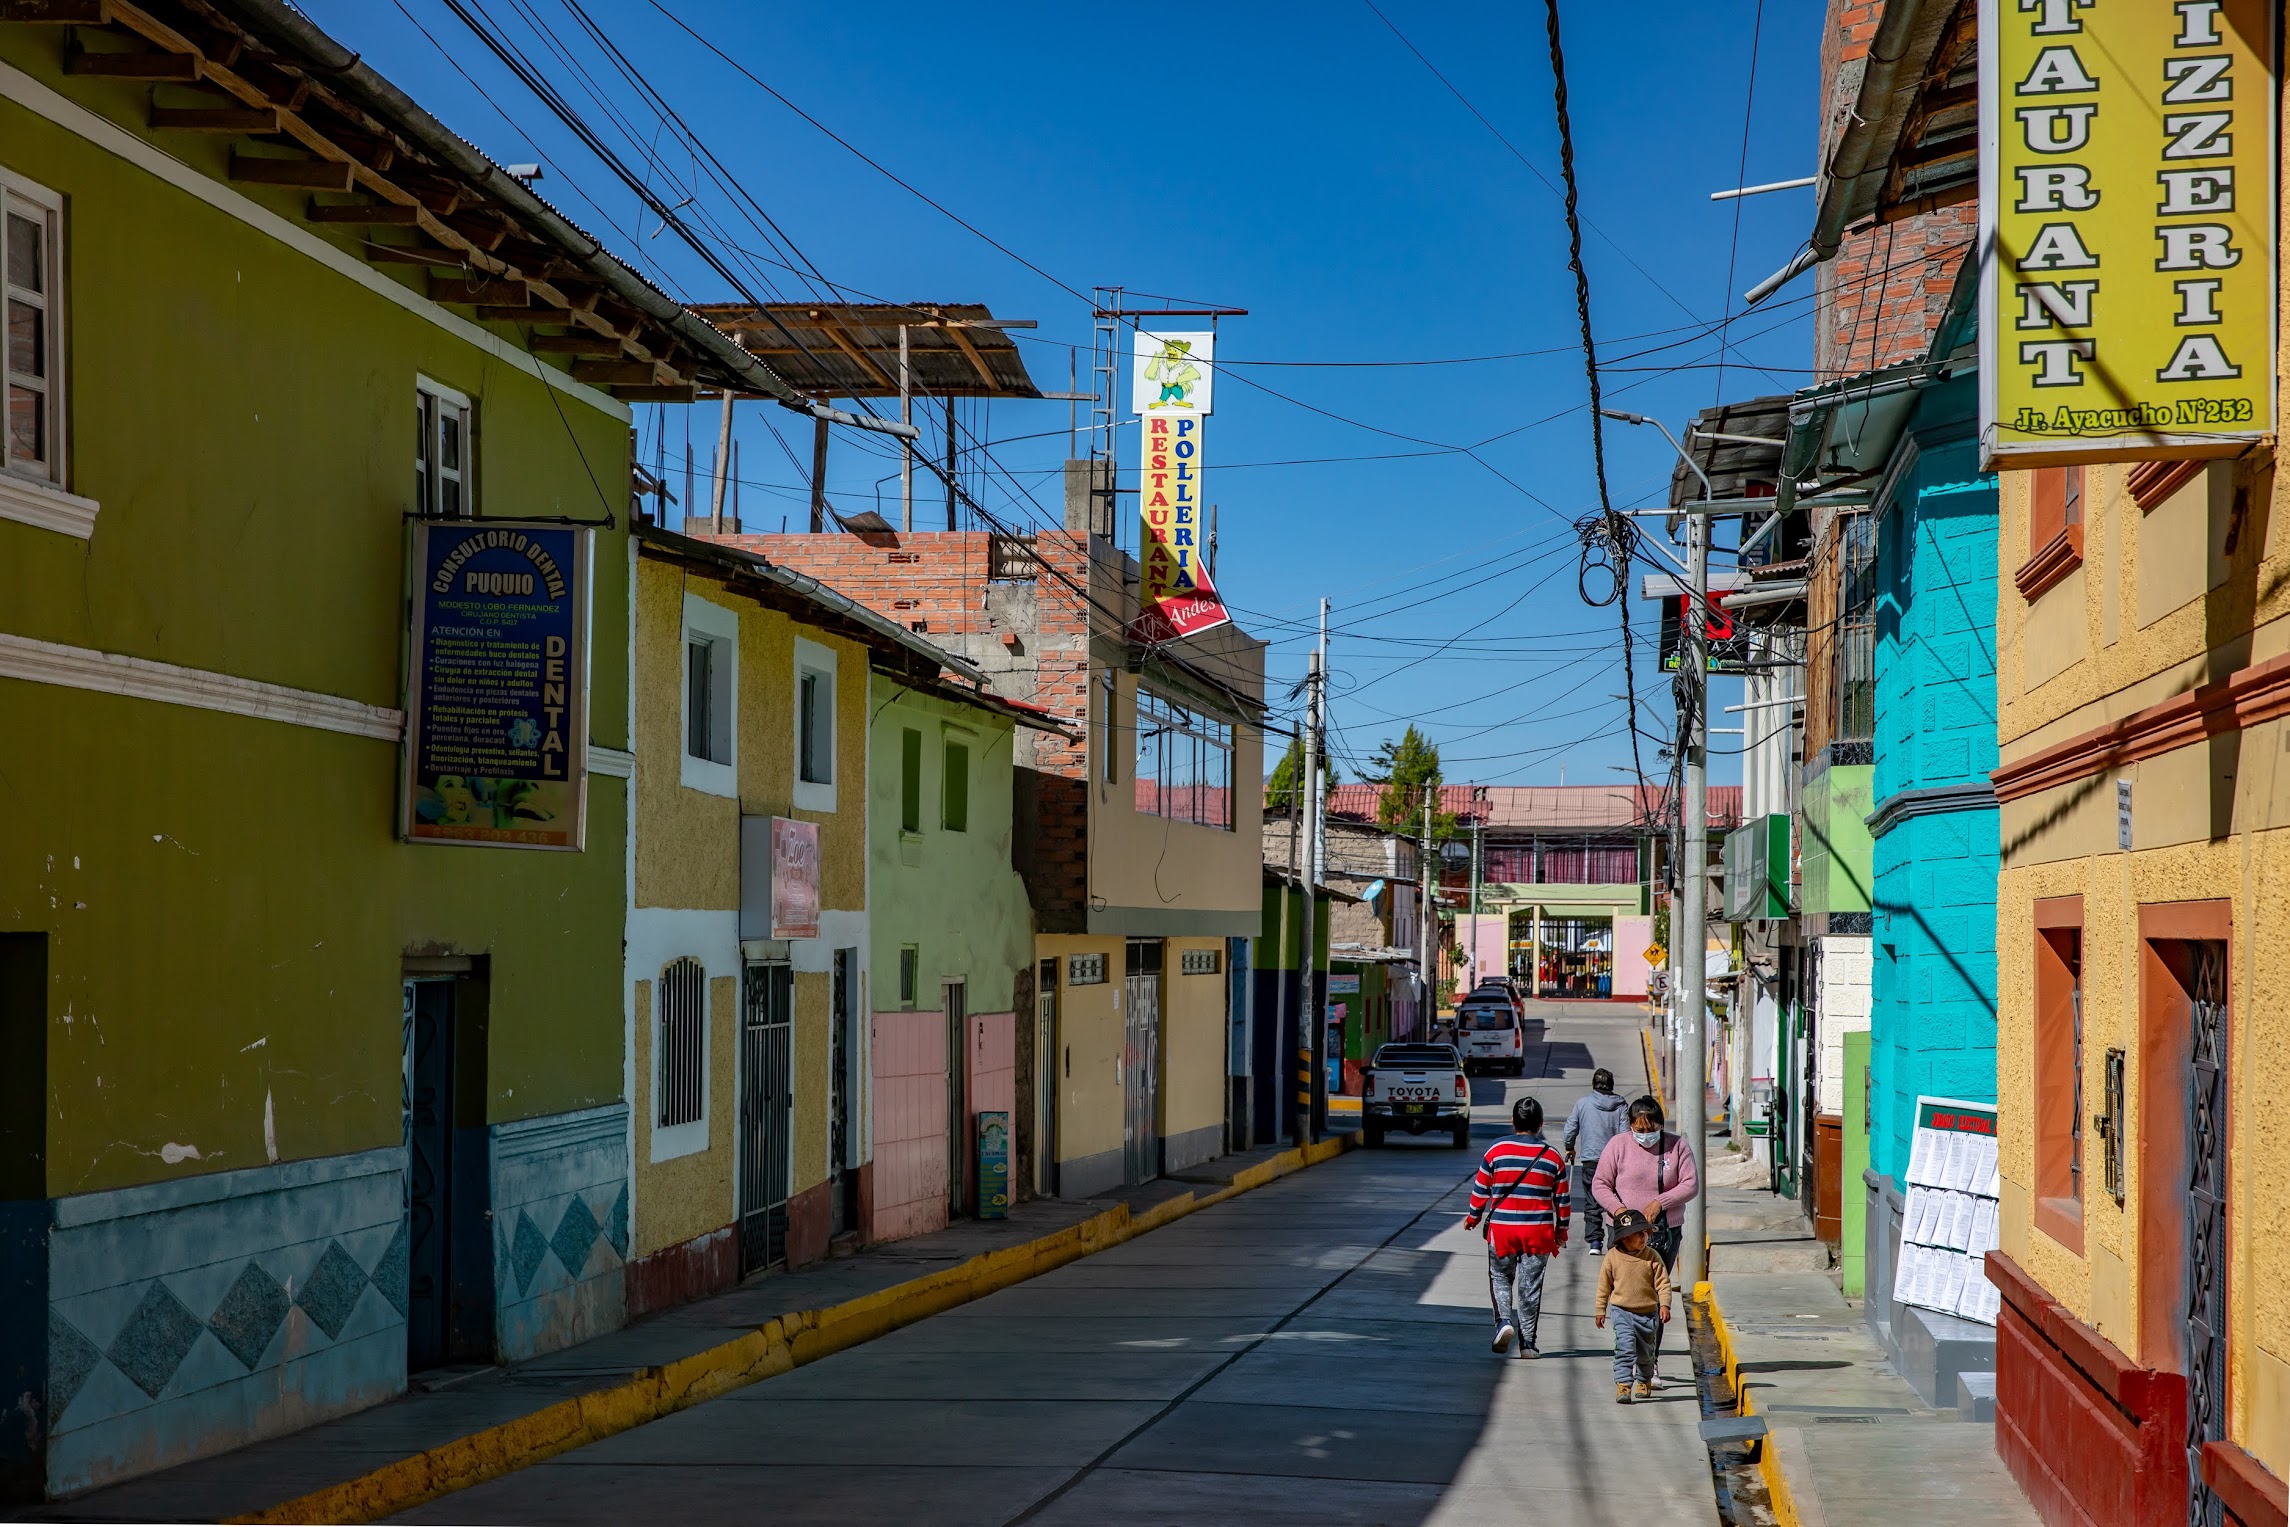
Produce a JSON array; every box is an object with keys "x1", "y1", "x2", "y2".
[
  {"x1": 1702, "y1": 1151, "x2": 2036, "y2": 1527},
  {"x1": 36, "y1": 1139, "x2": 1342, "y2": 1525}
]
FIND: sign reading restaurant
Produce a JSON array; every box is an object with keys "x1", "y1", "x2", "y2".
[
  {"x1": 1979, "y1": 0, "x2": 2276, "y2": 464},
  {"x1": 403, "y1": 522, "x2": 591, "y2": 850}
]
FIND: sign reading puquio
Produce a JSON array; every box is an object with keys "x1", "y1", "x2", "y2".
[
  {"x1": 1130, "y1": 329, "x2": 1232, "y2": 645},
  {"x1": 404, "y1": 522, "x2": 590, "y2": 850},
  {"x1": 1979, "y1": 0, "x2": 2275, "y2": 464}
]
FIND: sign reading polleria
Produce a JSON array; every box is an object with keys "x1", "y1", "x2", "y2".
[
  {"x1": 1979, "y1": 0, "x2": 2275, "y2": 465},
  {"x1": 1129, "y1": 329, "x2": 1232, "y2": 644}
]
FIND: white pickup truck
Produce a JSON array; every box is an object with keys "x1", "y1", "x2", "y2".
[{"x1": 1361, "y1": 1042, "x2": 1472, "y2": 1149}]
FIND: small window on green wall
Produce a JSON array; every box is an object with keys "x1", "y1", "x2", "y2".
[
  {"x1": 900, "y1": 728, "x2": 923, "y2": 834},
  {"x1": 943, "y1": 739, "x2": 970, "y2": 832}
]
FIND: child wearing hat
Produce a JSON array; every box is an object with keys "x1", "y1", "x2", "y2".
[{"x1": 1594, "y1": 1208, "x2": 1672, "y2": 1403}]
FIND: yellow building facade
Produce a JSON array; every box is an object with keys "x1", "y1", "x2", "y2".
[{"x1": 1992, "y1": 446, "x2": 2290, "y2": 1522}]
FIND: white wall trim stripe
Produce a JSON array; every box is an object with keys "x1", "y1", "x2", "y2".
[
  {"x1": 0, "y1": 632, "x2": 405, "y2": 740},
  {"x1": 0, "y1": 59, "x2": 628, "y2": 424},
  {"x1": 0, "y1": 472, "x2": 99, "y2": 539}
]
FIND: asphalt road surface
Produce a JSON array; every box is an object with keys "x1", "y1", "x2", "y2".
[{"x1": 400, "y1": 1000, "x2": 1716, "y2": 1527}]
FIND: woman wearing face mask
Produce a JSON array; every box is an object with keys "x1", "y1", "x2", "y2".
[{"x1": 1590, "y1": 1096, "x2": 1696, "y2": 1384}]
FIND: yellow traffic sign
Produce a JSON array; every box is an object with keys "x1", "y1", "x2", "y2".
[{"x1": 1643, "y1": 945, "x2": 1667, "y2": 966}]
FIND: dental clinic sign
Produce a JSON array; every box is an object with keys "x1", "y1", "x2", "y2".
[{"x1": 1979, "y1": 0, "x2": 2275, "y2": 464}]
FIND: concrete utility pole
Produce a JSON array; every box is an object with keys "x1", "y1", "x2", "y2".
[
  {"x1": 1469, "y1": 818, "x2": 1483, "y2": 986},
  {"x1": 1280, "y1": 789, "x2": 1299, "y2": 1147},
  {"x1": 1600, "y1": 406, "x2": 1713, "y2": 1296},
  {"x1": 1419, "y1": 785, "x2": 1435, "y2": 1029},
  {"x1": 1299, "y1": 646, "x2": 1323, "y2": 1145},
  {"x1": 898, "y1": 325, "x2": 912, "y2": 533}
]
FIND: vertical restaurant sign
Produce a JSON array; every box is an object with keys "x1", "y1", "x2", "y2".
[
  {"x1": 770, "y1": 816, "x2": 821, "y2": 940},
  {"x1": 1979, "y1": 0, "x2": 2276, "y2": 464},
  {"x1": 1132, "y1": 412, "x2": 1232, "y2": 643},
  {"x1": 405, "y1": 522, "x2": 589, "y2": 850}
]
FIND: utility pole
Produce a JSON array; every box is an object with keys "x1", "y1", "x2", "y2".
[
  {"x1": 1298, "y1": 646, "x2": 1322, "y2": 1145},
  {"x1": 1278, "y1": 784, "x2": 1299, "y2": 1148},
  {"x1": 1419, "y1": 785, "x2": 1435, "y2": 1030},
  {"x1": 708, "y1": 388, "x2": 734, "y2": 536},
  {"x1": 1469, "y1": 818, "x2": 1483, "y2": 987},
  {"x1": 808, "y1": 414, "x2": 829, "y2": 534},
  {"x1": 898, "y1": 325, "x2": 912, "y2": 533},
  {"x1": 1600, "y1": 407, "x2": 1713, "y2": 1297},
  {"x1": 1311, "y1": 600, "x2": 1330, "y2": 1131},
  {"x1": 945, "y1": 397, "x2": 959, "y2": 532}
]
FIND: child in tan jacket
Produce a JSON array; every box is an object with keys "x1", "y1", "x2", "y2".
[{"x1": 1594, "y1": 1208, "x2": 1673, "y2": 1403}]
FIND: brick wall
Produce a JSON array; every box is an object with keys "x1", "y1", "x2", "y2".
[{"x1": 1814, "y1": 0, "x2": 1975, "y2": 382}]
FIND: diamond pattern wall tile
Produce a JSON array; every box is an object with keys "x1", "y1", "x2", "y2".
[
  {"x1": 48, "y1": 1312, "x2": 102, "y2": 1419},
  {"x1": 549, "y1": 1196, "x2": 600, "y2": 1280},
  {"x1": 607, "y1": 1184, "x2": 629, "y2": 1260},
  {"x1": 295, "y1": 1242, "x2": 369, "y2": 1342},
  {"x1": 207, "y1": 1262, "x2": 290, "y2": 1371},
  {"x1": 369, "y1": 1219, "x2": 410, "y2": 1318},
  {"x1": 106, "y1": 1283, "x2": 205, "y2": 1399},
  {"x1": 509, "y1": 1211, "x2": 548, "y2": 1297}
]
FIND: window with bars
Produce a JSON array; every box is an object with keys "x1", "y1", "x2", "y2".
[
  {"x1": 415, "y1": 379, "x2": 471, "y2": 518},
  {"x1": 1134, "y1": 688, "x2": 1234, "y2": 830},
  {"x1": 1833, "y1": 512, "x2": 1877, "y2": 742},
  {"x1": 899, "y1": 727, "x2": 923, "y2": 834},
  {"x1": 657, "y1": 957, "x2": 706, "y2": 1131},
  {"x1": 4, "y1": 177, "x2": 62, "y2": 487}
]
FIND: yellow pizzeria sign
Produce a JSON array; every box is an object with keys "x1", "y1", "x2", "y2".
[{"x1": 1980, "y1": 0, "x2": 2276, "y2": 465}]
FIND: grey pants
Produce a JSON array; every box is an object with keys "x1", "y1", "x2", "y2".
[
  {"x1": 1487, "y1": 1247, "x2": 1550, "y2": 1352},
  {"x1": 1611, "y1": 1306, "x2": 1660, "y2": 1383},
  {"x1": 1573, "y1": 1165, "x2": 1605, "y2": 1248}
]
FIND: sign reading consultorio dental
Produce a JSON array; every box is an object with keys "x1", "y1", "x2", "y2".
[
  {"x1": 1980, "y1": 0, "x2": 2275, "y2": 464},
  {"x1": 404, "y1": 522, "x2": 590, "y2": 850}
]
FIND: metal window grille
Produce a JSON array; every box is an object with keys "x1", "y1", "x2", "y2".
[
  {"x1": 2186, "y1": 942, "x2": 2229, "y2": 1527},
  {"x1": 2098, "y1": 1046, "x2": 2126, "y2": 1204},
  {"x1": 4, "y1": 184, "x2": 62, "y2": 484},
  {"x1": 1834, "y1": 513, "x2": 1877, "y2": 741},
  {"x1": 987, "y1": 533, "x2": 1038, "y2": 581},
  {"x1": 2067, "y1": 932, "x2": 2084, "y2": 1200},
  {"x1": 899, "y1": 946, "x2": 919, "y2": 1005},
  {"x1": 739, "y1": 962, "x2": 793, "y2": 1273},
  {"x1": 658, "y1": 957, "x2": 706, "y2": 1128}
]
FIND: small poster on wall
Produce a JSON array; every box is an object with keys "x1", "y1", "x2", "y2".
[
  {"x1": 770, "y1": 816, "x2": 820, "y2": 940},
  {"x1": 1894, "y1": 1095, "x2": 2003, "y2": 1326}
]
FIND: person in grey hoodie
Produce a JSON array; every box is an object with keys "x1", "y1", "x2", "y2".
[{"x1": 1561, "y1": 1068, "x2": 1630, "y2": 1253}]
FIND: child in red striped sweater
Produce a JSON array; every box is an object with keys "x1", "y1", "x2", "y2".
[{"x1": 1462, "y1": 1096, "x2": 1570, "y2": 1358}]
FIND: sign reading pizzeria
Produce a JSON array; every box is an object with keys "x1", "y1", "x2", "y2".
[{"x1": 1979, "y1": 0, "x2": 2276, "y2": 465}]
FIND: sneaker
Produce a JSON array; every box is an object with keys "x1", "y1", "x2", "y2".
[
  {"x1": 1518, "y1": 1346, "x2": 1541, "y2": 1360},
  {"x1": 1492, "y1": 1323, "x2": 1516, "y2": 1355},
  {"x1": 1615, "y1": 1383, "x2": 1633, "y2": 1404},
  {"x1": 1635, "y1": 1379, "x2": 1654, "y2": 1400}
]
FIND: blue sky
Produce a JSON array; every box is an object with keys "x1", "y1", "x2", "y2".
[{"x1": 305, "y1": 0, "x2": 1824, "y2": 788}]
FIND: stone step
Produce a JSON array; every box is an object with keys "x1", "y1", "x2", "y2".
[
  {"x1": 1708, "y1": 1238, "x2": 1835, "y2": 1275},
  {"x1": 1956, "y1": 1370, "x2": 1998, "y2": 1423}
]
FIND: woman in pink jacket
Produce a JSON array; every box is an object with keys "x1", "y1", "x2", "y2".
[{"x1": 1592, "y1": 1096, "x2": 1697, "y2": 1383}]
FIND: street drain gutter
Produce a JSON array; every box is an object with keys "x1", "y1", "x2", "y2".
[
  {"x1": 233, "y1": 1135, "x2": 1354, "y2": 1525},
  {"x1": 1689, "y1": 1289, "x2": 1781, "y2": 1527}
]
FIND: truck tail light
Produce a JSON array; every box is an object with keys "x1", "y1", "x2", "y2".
[
  {"x1": 1454, "y1": 1073, "x2": 1467, "y2": 1098},
  {"x1": 1362, "y1": 1070, "x2": 1376, "y2": 1100}
]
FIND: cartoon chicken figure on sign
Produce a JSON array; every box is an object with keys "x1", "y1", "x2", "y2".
[{"x1": 1142, "y1": 337, "x2": 1202, "y2": 410}]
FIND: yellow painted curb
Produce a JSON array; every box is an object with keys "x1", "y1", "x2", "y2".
[
  {"x1": 1702, "y1": 1283, "x2": 1805, "y2": 1527},
  {"x1": 1639, "y1": 1025, "x2": 1661, "y2": 1097},
  {"x1": 233, "y1": 1134, "x2": 1356, "y2": 1525}
]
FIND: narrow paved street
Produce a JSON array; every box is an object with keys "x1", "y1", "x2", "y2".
[{"x1": 401, "y1": 1003, "x2": 1716, "y2": 1527}]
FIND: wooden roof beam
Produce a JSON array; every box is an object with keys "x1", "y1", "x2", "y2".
[
  {"x1": 809, "y1": 311, "x2": 897, "y2": 391},
  {"x1": 307, "y1": 200, "x2": 422, "y2": 225},
  {"x1": 941, "y1": 322, "x2": 999, "y2": 391},
  {"x1": 228, "y1": 152, "x2": 352, "y2": 190},
  {"x1": 148, "y1": 103, "x2": 278, "y2": 132}
]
